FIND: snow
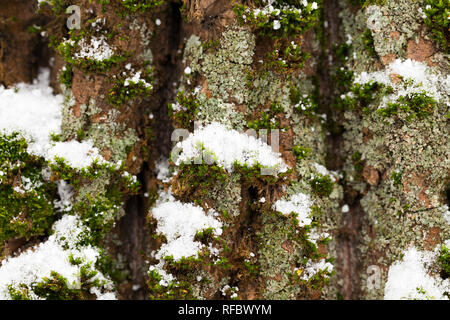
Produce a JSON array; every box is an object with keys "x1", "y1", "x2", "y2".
[
  {"x1": 273, "y1": 20, "x2": 281, "y2": 30},
  {"x1": 243, "y1": 0, "x2": 319, "y2": 26},
  {"x1": 123, "y1": 71, "x2": 152, "y2": 88},
  {"x1": 442, "y1": 205, "x2": 450, "y2": 225},
  {"x1": 53, "y1": 180, "x2": 74, "y2": 212},
  {"x1": 174, "y1": 122, "x2": 288, "y2": 174},
  {"x1": 74, "y1": 35, "x2": 115, "y2": 61},
  {"x1": 155, "y1": 157, "x2": 171, "y2": 183},
  {"x1": 301, "y1": 259, "x2": 333, "y2": 281},
  {"x1": 0, "y1": 215, "x2": 116, "y2": 300},
  {"x1": 273, "y1": 193, "x2": 313, "y2": 227},
  {"x1": 354, "y1": 59, "x2": 449, "y2": 109},
  {"x1": 384, "y1": 247, "x2": 450, "y2": 300},
  {"x1": 0, "y1": 68, "x2": 107, "y2": 171},
  {"x1": 148, "y1": 190, "x2": 224, "y2": 286},
  {"x1": 0, "y1": 69, "x2": 62, "y2": 158},
  {"x1": 151, "y1": 191, "x2": 223, "y2": 261},
  {"x1": 47, "y1": 140, "x2": 106, "y2": 169}
]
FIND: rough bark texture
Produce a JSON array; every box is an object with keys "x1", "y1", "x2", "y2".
[{"x1": 0, "y1": 0, "x2": 448, "y2": 300}]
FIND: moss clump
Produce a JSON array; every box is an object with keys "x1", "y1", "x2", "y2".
[
  {"x1": 390, "y1": 171, "x2": 403, "y2": 187},
  {"x1": 56, "y1": 38, "x2": 128, "y2": 73},
  {"x1": 377, "y1": 92, "x2": 436, "y2": 121},
  {"x1": 59, "y1": 64, "x2": 73, "y2": 88},
  {"x1": 362, "y1": 29, "x2": 377, "y2": 58},
  {"x1": 423, "y1": 0, "x2": 449, "y2": 52},
  {"x1": 176, "y1": 163, "x2": 228, "y2": 193},
  {"x1": 438, "y1": 245, "x2": 450, "y2": 279},
  {"x1": 148, "y1": 270, "x2": 194, "y2": 300},
  {"x1": 336, "y1": 81, "x2": 393, "y2": 113},
  {"x1": 292, "y1": 145, "x2": 311, "y2": 162},
  {"x1": 234, "y1": 1, "x2": 322, "y2": 38},
  {"x1": 0, "y1": 133, "x2": 57, "y2": 243},
  {"x1": 265, "y1": 40, "x2": 310, "y2": 72},
  {"x1": 9, "y1": 264, "x2": 107, "y2": 300},
  {"x1": 247, "y1": 104, "x2": 283, "y2": 130},
  {"x1": 168, "y1": 91, "x2": 201, "y2": 129},
  {"x1": 347, "y1": 0, "x2": 385, "y2": 5},
  {"x1": 107, "y1": 70, "x2": 154, "y2": 107},
  {"x1": 39, "y1": 0, "x2": 71, "y2": 15},
  {"x1": 310, "y1": 174, "x2": 334, "y2": 197},
  {"x1": 351, "y1": 151, "x2": 364, "y2": 178},
  {"x1": 90, "y1": 0, "x2": 163, "y2": 15},
  {"x1": 120, "y1": 0, "x2": 163, "y2": 12}
]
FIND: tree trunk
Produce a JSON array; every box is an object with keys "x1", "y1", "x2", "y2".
[{"x1": 0, "y1": 0, "x2": 448, "y2": 300}]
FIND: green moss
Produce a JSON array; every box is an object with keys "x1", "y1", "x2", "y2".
[
  {"x1": 265, "y1": 40, "x2": 310, "y2": 72},
  {"x1": 40, "y1": 0, "x2": 71, "y2": 15},
  {"x1": 234, "y1": 1, "x2": 322, "y2": 38},
  {"x1": 148, "y1": 270, "x2": 194, "y2": 300},
  {"x1": 215, "y1": 257, "x2": 231, "y2": 269},
  {"x1": 243, "y1": 260, "x2": 260, "y2": 277},
  {"x1": 247, "y1": 102, "x2": 287, "y2": 130},
  {"x1": 362, "y1": 29, "x2": 377, "y2": 58},
  {"x1": 177, "y1": 163, "x2": 228, "y2": 191},
  {"x1": 9, "y1": 255, "x2": 110, "y2": 300},
  {"x1": 351, "y1": 151, "x2": 364, "y2": 178},
  {"x1": 377, "y1": 92, "x2": 436, "y2": 121},
  {"x1": 423, "y1": 0, "x2": 449, "y2": 53},
  {"x1": 333, "y1": 43, "x2": 351, "y2": 64},
  {"x1": 0, "y1": 133, "x2": 57, "y2": 243},
  {"x1": 310, "y1": 174, "x2": 334, "y2": 197},
  {"x1": 90, "y1": 0, "x2": 163, "y2": 15},
  {"x1": 438, "y1": 245, "x2": 450, "y2": 279},
  {"x1": 347, "y1": 0, "x2": 386, "y2": 6},
  {"x1": 292, "y1": 145, "x2": 311, "y2": 162},
  {"x1": 336, "y1": 80, "x2": 393, "y2": 113},
  {"x1": 108, "y1": 69, "x2": 154, "y2": 107},
  {"x1": 168, "y1": 91, "x2": 200, "y2": 129},
  {"x1": 59, "y1": 64, "x2": 74, "y2": 88},
  {"x1": 390, "y1": 171, "x2": 403, "y2": 187},
  {"x1": 55, "y1": 37, "x2": 129, "y2": 73}
]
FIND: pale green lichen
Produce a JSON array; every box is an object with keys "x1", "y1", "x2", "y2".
[
  {"x1": 364, "y1": 0, "x2": 423, "y2": 58},
  {"x1": 183, "y1": 27, "x2": 255, "y2": 105}
]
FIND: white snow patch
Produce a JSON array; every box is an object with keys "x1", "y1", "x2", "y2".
[
  {"x1": 0, "y1": 69, "x2": 62, "y2": 158},
  {"x1": 384, "y1": 247, "x2": 449, "y2": 300},
  {"x1": 47, "y1": 140, "x2": 106, "y2": 169},
  {"x1": 155, "y1": 157, "x2": 171, "y2": 183},
  {"x1": 174, "y1": 122, "x2": 288, "y2": 174},
  {"x1": 354, "y1": 59, "x2": 449, "y2": 109},
  {"x1": 0, "y1": 69, "x2": 107, "y2": 170},
  {"x1": 0, "y1": 215, "x2": 116, "y2": 300},
  {"x1": 301, "y1": 259, "x2": 333, "y2": 281},
  {"x1": 273, "y1": 193, "x2": 313, "y2": 227},
  {"x1": 151, "y1": 192, "x2": 223, "y2": 261},
  {"x1": 74, "y1": 35, "x2": 115, "y2": 61}
]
